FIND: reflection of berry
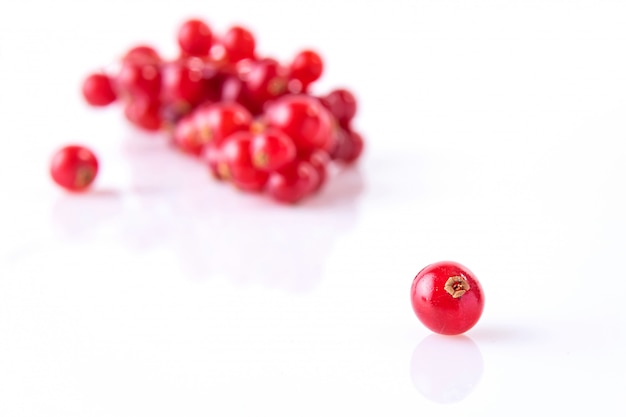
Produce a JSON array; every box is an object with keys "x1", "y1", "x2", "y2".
[
  {"x1": 411, "y1": 261, "x2": 485, "y2": 335},
  {"x1": 50, "y1": 145, "x2": 99, "y2": 192}
]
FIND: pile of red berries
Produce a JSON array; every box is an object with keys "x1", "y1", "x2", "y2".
[{"x1": 65, "y1": 18, "x2": 364, "y2": 203}]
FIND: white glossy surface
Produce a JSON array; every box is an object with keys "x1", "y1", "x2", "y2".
[{"x1": 1, "y1": 1, "x2": 625, "y2": 415}]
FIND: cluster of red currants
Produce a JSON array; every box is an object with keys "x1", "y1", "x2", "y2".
[{"x1": 56, "y1": 18, "x2": 364, "y2": 202}]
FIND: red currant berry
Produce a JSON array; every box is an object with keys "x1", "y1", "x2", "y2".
[
  {"x1": 220, "y1": 74, "x2": 256, "y2": 112},
  {"x1": 193, "y1": 101, "x2": 253, "y2": 146},
  {"x1": 244, "y1": 58, "x2": 289, "y2": 114},
  {"x1": 219, "y1": 131, "x2": 269, "y2": 192},
  {"x1": 161, "y1": 58, "x2": 206, "y2": 108},
  {"x1": 410, "y1": 261, "x2": 485, "y2": 335},
  {"x1": 177, "y1": 18, "x2": 213, "y2": 57},
  {"x1": 50, "y1": 145, "x2": 99, "y2": 192},
  {"x1": 117, "y1": 60, "x2": 161, "y2": 100},
  {"x1": 332, "y1": 128, "x2": 364, "y2": 164},
  {"x1": 267, "y1": 160, "x2": 319, "y2": 204},
  {"x1": 172, "y1": 113, "x2": 203, "y2": 155},
  {"x1": 221, "y1": 26, "x2": 256, "y2": 64},
  {"x1": 250, "y1": 129, "x2": 296, "y2": 171},
  {"x1": 82, "y1": 73, "x2": 117, "y2": 106},
  {"x1": 288, "y1": 50, "x2": 323, "y2": 90},
  {"x1": 264, "y1": 94, "x2": 333, "y2": 153},
  {"x1": 122, "y1": 45, "x2": 161, "y2": 65},
  {"x1": 123, "y1": 97, "x2": 162, "y2": 131},
  {"x1": 201, "y1": 140, "x2": 225, "y2": 180},
  {"x1": 304, "y1": 149, "x2": 330, "y2": 192},
  {"x1": 320, "y1": 88, "x2": 357, "y2": 127}
]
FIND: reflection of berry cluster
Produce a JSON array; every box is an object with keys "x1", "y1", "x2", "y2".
[{"x1": 80, "y1": 18, "x2": 364, "y2": 203}]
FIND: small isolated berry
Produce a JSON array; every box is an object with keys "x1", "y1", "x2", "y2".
[
  {"x1": 82, "y1": 73, "x2": 117, "y2": 106},
  {"x1": 410, "y1": 261, "x2": 485, "y2": 335},
  {"x1": 50, "y1": 145, "x2": 99, "y2": 192}
]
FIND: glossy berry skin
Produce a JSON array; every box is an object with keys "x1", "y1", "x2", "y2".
[
  {"x1": 193, "y1": 102, "x2": 253, "y2": 146},
  {"x1": 201, "y1": 140, "x2": 225, "y2": 180},
  {"x1": 289, "y1": 50, "x2": 323, "y2": 90},
  {"x1": 117, "y1": 60, "x2": 161, "y2": 100},
  {"x1": 172, "y1": 113, "x2": 203, "y2": 155},
  {"x1": 221, "y1": 26, "x2": 256, "y2": 63},
  {"x1": 50, "y1": 145, "x2": 99, "y2": 192},
  {"x1": 244, "y1": 58, "x2": 289, "y2": 114},
  {"x1": 320, "y1": 88, "x2": 357, "y2": 127},
  {"x1": 410, "y1": 261, "x2": 485, "y2": 336},
  {"x1": 124, "y1": 97, "x2": 162, "y2": 131},
  {"x1": 177, "y1": 19, "x2": 213, "y2": 57},
  {"x1": 264, "y1": 94, "x2": 333, "y2": 153},
  {"x1": 122, "y1": 45, "x2": 161, "y2": 64},
  {"x1": 267, "y1": 160, "x2": 319, "y2": 204},
  {"x1": 220, "y1": 131, "x2": 269, "y2": 192},
  {"x1": 332, "y1": 128, "x2": 364, "y2": 164},
  {"x1": 82, "y1": 73, "x2": 117, "y2": 106},
  {"x1": 250, "y1": 129, "x2": 296, "y2": 171},
  {"x1": 305, "y1": 149, "x2": 330, "y2": 191},
  {"x1": 161, "y1": 59, "x2": 206, "y2": 108}
]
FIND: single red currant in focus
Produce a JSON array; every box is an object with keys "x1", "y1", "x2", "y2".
[
  {"x1": 82, "y1": 73, "x2": 117, "y2": 106},
  {"x1": 50, "y1": 145, "x2": 99, "y2": 192},
  {"x1": 288, "y1": 49, "x2": 323, "y2": 91},
  {"x1": 177, "y1": 18, "x2": 213, "y2": 57},
  {"x1": 410, "y1": 261, "x2": 485, "y2": 335},
  {"x1": 250, "y1": 129, "x2": 296, "y2": 172}
]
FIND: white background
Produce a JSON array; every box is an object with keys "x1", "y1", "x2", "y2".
[{"x1": 1, "y1": 0, "x2": 625, "y2": 415}]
